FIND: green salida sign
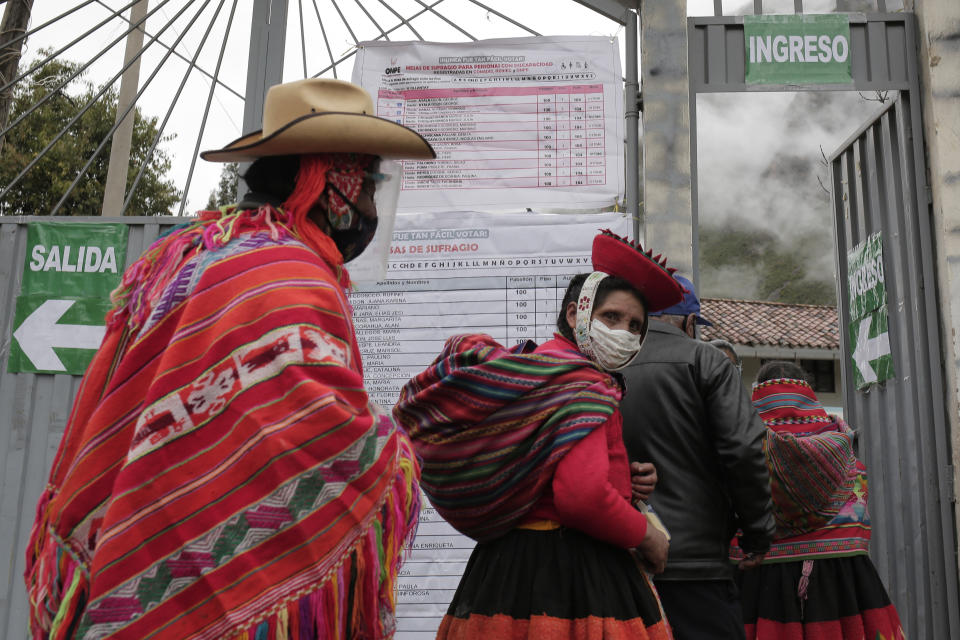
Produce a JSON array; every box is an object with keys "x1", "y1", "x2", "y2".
[
  {"x1": 9, "y1": 221, "x2": 127, "y2": 374},
  {"x1": 846, "y1": 233, "x2": 894, "y2": 389},
  {"x1": 744, "y1": 14, "x2": 853, "y2": 85}
]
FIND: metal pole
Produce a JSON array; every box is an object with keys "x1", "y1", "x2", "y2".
[
  {"x1": 0, "y1": 0, "x2": 34, "y2": 155},
  {"x1": 625, "y1": 8, "x2": 640, "y2": 243},
  {"x1": 238, "y1": 0, "x2": 288, "y2": 198},
  {"x1": 640, "y1": 0, "x2": 694, "y2": 278},
  {"x1": 101, "y1": 0, "x2": 148, "y2": 216}
]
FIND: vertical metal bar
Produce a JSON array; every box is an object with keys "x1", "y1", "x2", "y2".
[
  {"x1": 312, "y1": 0, "x2": 448, "y2": 78},
  {"x1": 713, "y1": 0, "x2": 722, "y2": 17},
  {"x1": 0, "y1": 0, "x2": 35, "y2": 154},
  {"x1": 902, "y1": 13, "x2": 960, "y2": 635},
  {"x1": 350, "y1": 0, "x2": 389, "y2": 41},
  {"x1": 329, "y1": 0, "x2": 359, "y2": 44},
  {"x1": 889, "y1": 97, "x2": 927, "y2": 636},
  {"x1": 794, "y1": 0, "x2": 802, "y2": 13},
  {"x1": 625, "y1": 8, "x2": 639, "y2": 243},
  {"x1": 51, "y1": 0, "x2": 215, "y2": 215},
  {"x1": 101, "y1": 0, "x2": 149, "y2": 217},
  {"x1": 0, "y1": 0, "x2": 96, "y2": 55},
  {"x1": 243, "y1": 0, "x2": 288, "y2": 136},
  {"x1": 0, "y1": 0, "x2": 165, "y2": 128},
  {"x1": 298, "y1": 0, "x2": 307, "y2": 77},
  {"x1": 180, "y1": 0, "x2": 240, "y2": 215},
  {"x1": 123, "y1": 0, "x2": 229, "y2": 214},
  {"x1": 0, "y1": 0, "x2": 183, "y2": 205},
  {"x1": 640, "y1": 0, "x2": 694, "y2": 277},
  {"x1": 240, "y1": 0, "x2": 288, "y2": 194},
  {"x1": 375, "y1": 0, "x2": 422, "y2": 40},
  {"x1": 94, "y1": 0, "x2": 243, "y2": 99},
  {"x1": 0, "y1": 0, "x2": 142, "y2": 94},
  {"x1": 754, "y1": 0, "x2": 762, "y2": 15},
  {"x1": 310, "y1": 0, "x2": 338, "y2": 78},
  {"x1": 689, "y1": 84, "x2": 699, "y2": 279},
  {"x1": 409, "y1": 0, "x2": 477, "y2": 41}
]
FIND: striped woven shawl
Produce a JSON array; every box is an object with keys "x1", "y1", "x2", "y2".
[
  {"x1": 393, "y1": 334, "x2": 621, "y2": 542},
  {"x1": 731, "y1": 379, "x2": 869, "y2": 562},
  {"x1": 25, "y1": 208, "x2": 419, "y2": 640}
]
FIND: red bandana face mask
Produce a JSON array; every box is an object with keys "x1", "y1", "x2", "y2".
[
  {"x1": 282, "y1": 153, "x2": 381, "y2": 265},
  {"x1": 325, "y1": 161, "x2": 367, "y2": 231},
  {"x1": 324, "y1": 181, "x2": 379, "y2": 263}
]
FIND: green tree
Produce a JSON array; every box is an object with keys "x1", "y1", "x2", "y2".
[
  {"x1": 0, "y1": 54, "x2": 180, "y2": 216},
  {"x1": 206, "y1": 162, "x2": 239, "y2": 209}
]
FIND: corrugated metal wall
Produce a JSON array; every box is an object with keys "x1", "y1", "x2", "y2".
[
  {"x1": 0, "y1": 216, "x2": 186, "y2": 639},
  {"x1": 830, "y1": 93, "x2": 960, "y2": 638}
]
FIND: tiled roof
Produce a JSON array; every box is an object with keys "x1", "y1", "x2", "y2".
[{"x1": 699, "y1": 298, "x2": 840, "y2": 350}]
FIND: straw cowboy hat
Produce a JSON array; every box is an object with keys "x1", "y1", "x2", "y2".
[{"x1": 201, "y1": 78, "x2": 435, "y2": 162}]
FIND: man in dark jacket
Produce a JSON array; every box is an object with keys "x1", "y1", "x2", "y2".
[{"x1": 620, "y1": 275, "x2": 774, "y2": 640}]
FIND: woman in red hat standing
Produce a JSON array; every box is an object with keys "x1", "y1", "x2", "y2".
[{"x1": 394, "y1": 231, "x2": 683, "y2": 640}]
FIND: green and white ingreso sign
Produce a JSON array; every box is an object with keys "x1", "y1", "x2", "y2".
[
  {"x1": 8, "y1": 221, "x2": 127, "y2": 375},
  {"x1": 744, "y1": 14, "x2": 853, "y2": 85},
  {"x1": 846, "y1": 232, "x2": 894, "y2": 389}
]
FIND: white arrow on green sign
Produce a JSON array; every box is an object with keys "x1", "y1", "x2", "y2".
[
  {"x1": 849, "y1": 306, "x2": 895, "y2": 389},
  {"x1": 7, "y1": 221, "x2": 127, "y2": 375},
  {"x1": 846, "y1": 233, "x2": 895, "y2": 390},
  {"x1": 851, "y1": 314, "x2": 891, "y2": 386},
  {"x1": 13, "y1": 300, "x2": 107, "y2": 372}
]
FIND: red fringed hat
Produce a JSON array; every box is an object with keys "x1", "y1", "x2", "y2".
[
  {"x1": 751, "y1": 378, "x2": 831, "y2": 426},
  {"x1": 591, "y1": 230, "x2": 685, "y2": 312}
]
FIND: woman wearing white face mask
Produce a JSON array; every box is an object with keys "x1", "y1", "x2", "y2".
[{"x1": 395, "y1": 230, "x2": 685, "y2": 640}]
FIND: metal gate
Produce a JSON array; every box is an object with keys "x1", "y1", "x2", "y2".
[{"x1": 830, "y1": 92, "x2": 959, "y2": 638}]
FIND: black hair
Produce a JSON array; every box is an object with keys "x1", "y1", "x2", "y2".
[
  {"x1": 709, "y1": 339, "x2": 741, "y2": 367},
  {"x1": 756, "y1": 360, "x2": 809, "y2": 385},
  {"x1": 555, "y1": 273, "x2": 648, "y2": 343},
  {"x1": 242, "y1": 155, "x2": 300, "y2": 200}
]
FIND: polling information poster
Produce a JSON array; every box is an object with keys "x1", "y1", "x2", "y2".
[
  {"x1": 352, "y1": 36, "x2": 625, "y2": 213},
  {"x1": 351, "y1": 209, "x2": 629, "y2": 638}
]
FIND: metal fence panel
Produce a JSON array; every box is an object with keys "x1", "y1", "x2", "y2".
[
  {"x1": 830, "y1": 92, "x2": 959, "y2": 639},
  {"x1": 0, "y1": 216, "x2": 187, "y2": 639}
]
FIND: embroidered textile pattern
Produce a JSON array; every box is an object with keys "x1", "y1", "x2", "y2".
[
  {"x1": 731, "y1": 378, "x2": 869, "y2": 563},
  {"x1": 26, "y1": 215, "x2": 420, "y2": 640},
  {"x1": 393, "y1": 334, "x2": 620, "y2": 542},
  {"x1": 574, "y1": 271, "x2": 608, "y2": 360}
]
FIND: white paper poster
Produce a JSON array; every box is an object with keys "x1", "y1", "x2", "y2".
[
  {"x1": 352, "y1": 37, "x2": 625, "y2": 214},
  {"x1": 350, "y1": 210, "x2": 630, "y2": 638}
]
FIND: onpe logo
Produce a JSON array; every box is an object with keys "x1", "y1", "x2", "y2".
[{"x1": 384, "y1": 65, "x2": 401, "y2": 75}]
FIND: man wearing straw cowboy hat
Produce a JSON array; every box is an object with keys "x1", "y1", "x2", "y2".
[{"x1": 25, "y1": 78, "x2": 434, "y2": 640}]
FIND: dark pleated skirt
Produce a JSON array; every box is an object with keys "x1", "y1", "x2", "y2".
[
  {"x1": 437, "y1": 527, "x2": 672, "y2": 640},
  {"x1": 736, "y1": 554, "x2": 904, "y2": 639}
]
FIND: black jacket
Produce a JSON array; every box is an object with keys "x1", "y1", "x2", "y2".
[{"x1": 620, "y1": 320, "x2": 774, "y2": 581}]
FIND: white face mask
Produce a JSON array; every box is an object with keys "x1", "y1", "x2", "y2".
[{"x1": 589, "y1": 318, "x2": 642, "y2": 371}]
